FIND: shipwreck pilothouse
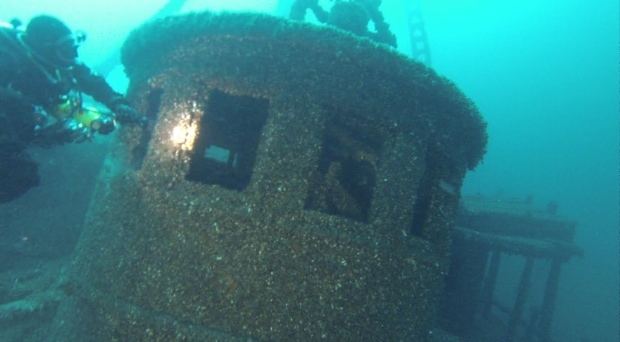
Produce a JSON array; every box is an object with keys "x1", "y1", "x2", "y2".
[{"x1": 56, "y1": 11, "x2": 486, "y2": 341}]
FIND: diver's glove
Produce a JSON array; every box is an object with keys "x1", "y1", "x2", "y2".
[
  {"x1": 114, "y1": 104, "x2": 147, "y2": 127},
  {"x1": 57, "y1": 119, "x2": 91, "y2": 143},
  {"x1": 90, "y1": 112, "x2": 116, "y2": 135},
  {"x1": 33, "y1": 119, "x2": 91, "y2": 145}
]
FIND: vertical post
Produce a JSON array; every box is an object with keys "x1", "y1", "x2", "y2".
[
  {"x1": 505, "y1": 257, "x2": 535, "y2": 342},
  {"x1": 538, "y1": 258, "x2": 563, "y2": 342},
  {"x1": 480, "y1": 250, "x2": 502, "y2": 318},
  {"x1": 439, "y1": 236, "x2": 490, "y2": 337}
]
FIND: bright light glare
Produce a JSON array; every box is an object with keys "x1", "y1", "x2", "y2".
[
  {"x1": 171, "y1": 125, "x2": 188, "y2": 144},
  {"x1": 170, "y1": 122, "x2": 198, "y2": 151}
]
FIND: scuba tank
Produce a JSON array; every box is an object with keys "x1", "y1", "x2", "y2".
[{"x1": 54, "y1": 92, "x2": 116, "y2": 135}]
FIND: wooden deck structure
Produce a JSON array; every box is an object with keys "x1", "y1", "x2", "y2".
[{"x1": 441, "y1": 195, "x2": 582, "y2": 342}]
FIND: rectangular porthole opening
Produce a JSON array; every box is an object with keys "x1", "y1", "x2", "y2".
[
  {"x1": 304, "y1": 111, "x2": 384, "y2": 223},
  {"x1": 186, "y1": 89, "x2": 268, "y2": 191},
  {"x1": 131, "y1": 87, "x2": 163, "y2": 169},
  {"x1": 410, "y1": 146, "x2": 439, "y2": 238}
]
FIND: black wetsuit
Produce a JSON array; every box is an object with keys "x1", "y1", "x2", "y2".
[{"x1": 0, "y1": 25, "x2": 124, "y2": 203}]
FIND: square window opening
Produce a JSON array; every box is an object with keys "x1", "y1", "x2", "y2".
[
  {"x1": 305, "y1": 112, "x2": 385, "y2": 223},
  {"x1": 186, "y1": 90, "x2": 269, "y2": 191}
]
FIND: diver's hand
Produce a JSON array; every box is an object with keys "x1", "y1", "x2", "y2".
[
  {"x1": 114, "y1": 104, "x2": 147, "y2": 126},
  {"x1": 95, "y1": 114, "x2": 116, "y2": 135},
  {"x1": 59, "y1": 119, "x2": 91, "y2": 143},
  {"x1": 34, "y1": 119, "x2": 90, "y2": 145}
]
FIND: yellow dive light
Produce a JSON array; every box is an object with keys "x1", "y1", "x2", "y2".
[
  {"x1": 55, "y1": 97, "x2": 116, "y2": 135},
  {"x1": 74, "y1": 106, "x2": 115, "y2": 133}
]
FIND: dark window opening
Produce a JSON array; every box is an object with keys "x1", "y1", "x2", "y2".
[
  {"x1": 186, "y1": 90, "x2": 268, "y2": 191},
  {"x1": 132, "y1": 88, "x2": 163, "y2": 169},
  {"x1": 410, "y1": 147, "x2": 438, "y2": 237},
  {"x1": 410, "y1": 171, "x2": 433, "y2": 237},
  {"x1": 305, "y1": 112, "x2": 384, "y2": 223}
]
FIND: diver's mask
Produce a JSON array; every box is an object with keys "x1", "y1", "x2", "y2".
[{"x1": 47, "y1": 31, "x2": 86, "y2": 66}]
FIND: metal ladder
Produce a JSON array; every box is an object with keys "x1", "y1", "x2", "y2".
[{"x1": 407, "y1": 4, "x2": 432, "y2": 66}]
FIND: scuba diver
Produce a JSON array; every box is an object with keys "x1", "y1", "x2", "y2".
[
  {"x1": 290, "y1": 0, "x2": 397, "y2": 47},
  {"x1": 0, "y1": 15, "x2": 145, "y2": 203}
]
